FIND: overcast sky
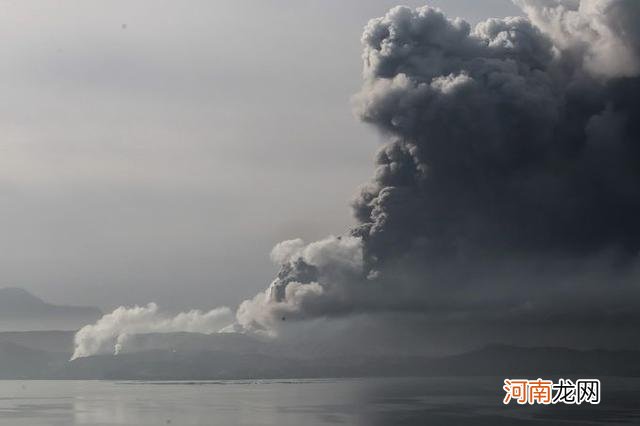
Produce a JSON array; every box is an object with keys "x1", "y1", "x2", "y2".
[{"x1": 0, "y1": 0, "x2": 520, "y2": 310}]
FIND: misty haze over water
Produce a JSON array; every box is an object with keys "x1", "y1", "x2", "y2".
[{"x1": 1, "y1": 378, "x2": 639, "y2": 426}]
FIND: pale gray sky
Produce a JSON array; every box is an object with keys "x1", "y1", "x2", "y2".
[{"x1": 0, "y1": 0, "x2": 520, "y2": 310}]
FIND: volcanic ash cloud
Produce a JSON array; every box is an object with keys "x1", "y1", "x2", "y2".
[
  {"x1": 73, "y1": 1, "x2": 640, "y2": 356},
  {"x1": 236, "y1": 0, "x2": 640, "y2": 333}
]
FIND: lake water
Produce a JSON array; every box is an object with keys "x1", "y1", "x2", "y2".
[{"x1": 0, "y1": 377, "x2": 639, "y2": 425}]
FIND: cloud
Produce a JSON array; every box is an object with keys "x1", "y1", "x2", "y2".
[
  {"x1": 71, "y1": 303, "x2": 233, "y2": 359},
  {"x1": 515, "y1": 0, "x2": 640, "y2": 78},
  {"x1": 70, "y1": 1, "x2": 640, "y2": 350},
  {"x1": 233, "y1": 0, "x2": 640, "y2": 336}
]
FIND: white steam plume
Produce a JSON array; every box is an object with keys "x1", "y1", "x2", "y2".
[{"x1": 71, "y1": 303, "x2": 233, "y2": 359}]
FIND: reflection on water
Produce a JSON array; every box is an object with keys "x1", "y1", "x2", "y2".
[{"x1": 0, "y1": 377, "x2": 638, "y2": 425}]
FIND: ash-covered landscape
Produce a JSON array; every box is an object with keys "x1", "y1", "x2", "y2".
[{"x1": 1, "y1": 0, "x2": 640, "y2": 425}]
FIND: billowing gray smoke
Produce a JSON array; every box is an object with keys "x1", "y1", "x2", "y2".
[
  {"x1": 72, "y1": 1, "x2": 640, "y2": 357},
  {"x1": 237, "y1": 0, "x2": 640, "y2": 335}
]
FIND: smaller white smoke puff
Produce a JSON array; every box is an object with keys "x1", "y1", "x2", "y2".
[
  {"x1": 71, "y1": 303, "x2": 234, "y2": 359},
  {"x1": 236, "y1": 281, "x2": 325, "y2": 336},
  {"x1": 236, "y1": 235, "x2": 364, "y2": 334},
  {"x1": 271, "y1": 235, "x2": 363, "y2": 271}
]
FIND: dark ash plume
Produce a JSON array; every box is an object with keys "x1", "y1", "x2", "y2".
[
  {"x1": 237, "y1": 0, "x2": 640, "y2": 337},
  {"x1": 71, "y1": 1, "x2": 640, "y2": 357}
]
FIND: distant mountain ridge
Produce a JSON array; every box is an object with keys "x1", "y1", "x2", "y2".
[
  {"x1": 0, "y1": 330, "x2": 638, "y2": 380},
  {"x1": 0, "y1": 287, "x2": 102, "y2": 331}
]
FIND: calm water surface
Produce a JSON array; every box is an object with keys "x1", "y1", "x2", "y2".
[{"x1": 0, "y1": 377, "x2": 639, "y2": 425}]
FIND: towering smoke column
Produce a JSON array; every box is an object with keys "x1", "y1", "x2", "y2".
[
  {"x1": 73, "y1": 1, "x2": 640, "y2": 358},
  {"x1": 238, "y1": 0, "x2": 640, "y2": 333}
]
